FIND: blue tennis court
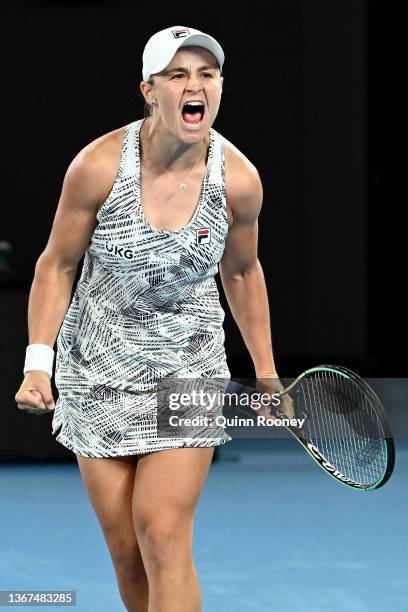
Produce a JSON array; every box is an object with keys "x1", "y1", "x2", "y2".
[{"x1": 1, "y1": 437, "x2": 406, "y2": 611}]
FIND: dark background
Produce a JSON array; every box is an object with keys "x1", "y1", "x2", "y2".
[{"x1": 0, "y1": 0, "x2": 395, "y2": 459}]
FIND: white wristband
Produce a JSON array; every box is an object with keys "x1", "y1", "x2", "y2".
[{"x1": 23, "y1": 344, "x2": 55, "y2": 378}]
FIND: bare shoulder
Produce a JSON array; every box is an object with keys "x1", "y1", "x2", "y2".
[
  {"x1": 38, "y1": 123, "x2": 130, "y2": 273},
  {"x1": 220, "y1": 133, "x2": 263, "y2": 226},
  {"x1": 68, "y1": 123, "x2": 129, "y2": 213}
]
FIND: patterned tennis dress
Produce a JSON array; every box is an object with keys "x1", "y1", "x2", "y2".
[{"x1": 51, "y1": 118, "x2": 233, "y2": 457}]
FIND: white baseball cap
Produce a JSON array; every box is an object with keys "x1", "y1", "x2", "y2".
[{"x1": 142, "y1": 26, "x2": 225, "y2": 82}]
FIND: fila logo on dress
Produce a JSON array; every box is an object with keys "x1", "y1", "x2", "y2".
[
  {"x1": 196, "y1": 228, "x2": 211, "y2": 245},
  {"x1": 172, "y1": 28, "x2": 190, "y2": 39}
]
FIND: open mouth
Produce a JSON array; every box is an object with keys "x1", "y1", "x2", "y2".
[{"x1": 181, "y1": 101, "x2": 205, "y2": 125}]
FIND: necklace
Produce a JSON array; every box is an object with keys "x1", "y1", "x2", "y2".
[{"x1": 142, "y1": 119, "x2": 207, "y2": 190}]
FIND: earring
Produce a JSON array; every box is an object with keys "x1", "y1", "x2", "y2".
[{"x1": 151, "y1": 98, "x2": 157, "y2": 106}]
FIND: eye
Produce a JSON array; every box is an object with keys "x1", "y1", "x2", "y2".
[
  {"x1": 171, "y1": 73, "x2": 185, "y2": 80},
  {"x1": 202, "y1": 72, "x2": 213, "y2": 78}
]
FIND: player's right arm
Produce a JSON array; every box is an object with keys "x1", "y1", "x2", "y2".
[{"x1": 15, "y1": 145, "x2": 110, "y2": 413}]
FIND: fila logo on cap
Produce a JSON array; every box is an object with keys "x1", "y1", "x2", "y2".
[
  {"x1": 196, "y1": 228, "x2": 211, "y2": 245},
  {"x1": 172, "y1": 28, "x2": 190, "y2": 39}
]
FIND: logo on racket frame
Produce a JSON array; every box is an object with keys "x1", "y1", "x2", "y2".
[{"x1": 307, "y1": 441, "x2": 366, "y2": 488}]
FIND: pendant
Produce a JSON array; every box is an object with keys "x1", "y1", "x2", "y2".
[{"x1": 178, "y1": 183, "x2": 187, "y2": 190}]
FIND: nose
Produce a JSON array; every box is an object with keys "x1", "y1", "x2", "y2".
[{"x1": 185, "y1": 78, "x2": 203, "y2": 93}]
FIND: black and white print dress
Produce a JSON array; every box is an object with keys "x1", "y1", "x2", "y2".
[{"x1": 51, "y1": 118, "x2": 233, "y2": 457}]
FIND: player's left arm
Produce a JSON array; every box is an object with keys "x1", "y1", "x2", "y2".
[{"x1": 219, "y1": 153, "x2": 278, "y2": 378}]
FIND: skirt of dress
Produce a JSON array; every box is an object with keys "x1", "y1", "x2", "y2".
[{"x1": 51, "y1": 351, "x2": 233, "y2": 458}]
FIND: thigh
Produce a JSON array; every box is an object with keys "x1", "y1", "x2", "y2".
[
  {"x1": 76, "y1": 454, "x2": 142, "y2": 565},
  {"x1": 132, "y1": 447, "x2": 215, "y2": 531}
]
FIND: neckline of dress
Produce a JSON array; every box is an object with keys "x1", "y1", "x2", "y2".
[{"x1": 135, "y1": 118, "x2": 214, "y2": 235}]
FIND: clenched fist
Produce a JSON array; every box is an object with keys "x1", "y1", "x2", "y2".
[{"x1": 15, "y1": 371, "x2": 56, "y2": 415}]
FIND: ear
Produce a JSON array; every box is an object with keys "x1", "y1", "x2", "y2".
[{"x1": 140, "y1": 80, "x2": 153, "y2": 103}]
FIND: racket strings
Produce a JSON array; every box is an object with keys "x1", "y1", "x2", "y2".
[{"x1": 293, "y1": 371, "x2": 387, "y2": 486}]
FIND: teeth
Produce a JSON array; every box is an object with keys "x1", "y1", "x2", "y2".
[{"x1": 183, "y1": 101, "x2": 204, "y2": 107}]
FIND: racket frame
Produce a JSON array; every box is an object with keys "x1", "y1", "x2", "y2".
[
  {"x1": 276, "y1": 364, "x2": 395, "y2": 490},
  {"x1": 235, "y1": 364, "x2": 395, "y2": 490}
]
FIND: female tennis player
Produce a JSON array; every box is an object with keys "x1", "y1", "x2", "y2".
[{"x1": 15, "y1": 25, "x2": 283, "y2": 612}]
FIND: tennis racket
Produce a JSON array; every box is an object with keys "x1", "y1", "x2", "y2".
[{"x1": 230, "y1": 364, "x2": 395, "y2": 490}]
